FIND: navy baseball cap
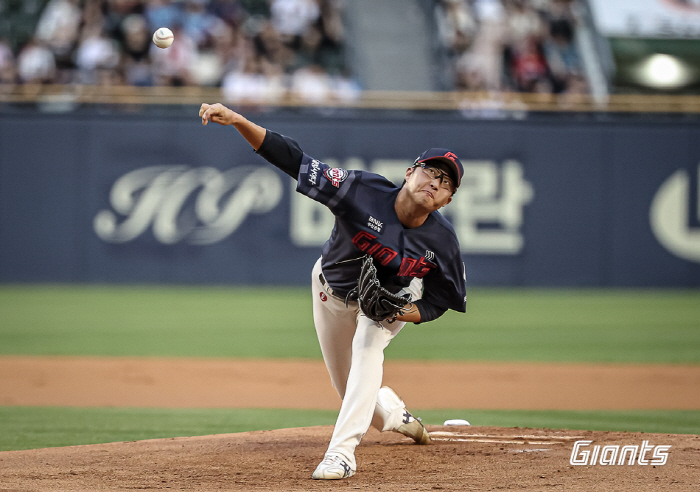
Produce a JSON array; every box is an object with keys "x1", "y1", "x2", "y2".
[{"x1": 415, "y1": 148, "x2": 463, "y2": 188}]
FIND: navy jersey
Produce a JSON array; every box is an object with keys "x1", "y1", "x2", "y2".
[
  {"x1": 256, "y1": 130, "x2": 467, "y2": 316},
  {"x1": 298, "y1": 159, "x2": 466, "y2": 314}
]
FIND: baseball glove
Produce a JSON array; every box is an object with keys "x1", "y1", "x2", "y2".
[{"x1": 345, "y1": 255, "x2": 412, "y2": 322}]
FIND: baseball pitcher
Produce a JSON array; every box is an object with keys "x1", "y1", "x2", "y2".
[{"x1": 199, "y1": 103, "x2": 467, "y2": 480}]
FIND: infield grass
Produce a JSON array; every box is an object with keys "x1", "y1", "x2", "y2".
[{"x1": 1, "y1": 407, "x2": 698, "y2": 452}]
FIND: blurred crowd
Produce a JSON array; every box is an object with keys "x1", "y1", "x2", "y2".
[
  {"x1": 0, "y1": 0, "x2": 357, "y2": 104},
  {"x1": 0, "y1": 0, "x2": 588, "y2": 103},
  {"x1": 434, "y1": 0, "x2": 586, "y2": 94}
]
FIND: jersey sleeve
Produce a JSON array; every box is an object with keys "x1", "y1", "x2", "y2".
[
  {"x1": 296, "y1": 155, "x2": 358, "y2": 215},
  {"x1": 413, "y1": 299, "x2": 447, "y2": 323},
  {"x1": 255, "y1": 130, "x2": 304, "y2": 179},
  {"x1": 422, "y1": 245, "x2": 467, "y2": 314}
]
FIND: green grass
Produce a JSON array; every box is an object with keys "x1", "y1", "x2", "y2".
[
  {"x1": 417, "y1": 409, "x2": 700, "y2": 436},
  {"x1": 1, "y1": 285, "x2": 699, "y2": 363},
  {"x1": 0, "y1": 407, "x2": 338, "y2": 451},
  {"x1": 392, "y1": 289, "x2": 700, "y2": 363},
  {"x1": 0, "y1": 285, "x2": 319, "y2": 358},
  {"x1": 1, "y1": 285, "x2": 698, "y2": 452},
  {"x1": 0, "y1": 407, "x2": 697, "y2": 452}
]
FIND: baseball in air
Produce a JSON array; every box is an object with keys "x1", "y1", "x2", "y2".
[{"x1": 153, "y1": 27, "x2": 174, "y2": 49}]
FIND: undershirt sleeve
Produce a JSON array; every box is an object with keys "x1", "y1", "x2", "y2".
[
  {"x1": 413, "y1": 298, "x2": 447, "y2": 323},
  {"x1": 255, "y1": 130, "x2": 304, "y2": 179}
]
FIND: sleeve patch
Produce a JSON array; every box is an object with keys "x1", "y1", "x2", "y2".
[{"x1": 323, "y1": 168, "x2": 349, "y2": 188}]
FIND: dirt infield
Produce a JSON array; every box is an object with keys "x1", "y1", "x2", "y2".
[
  {"x1": 1, "y1": 356, "x2": 699, "y2": 490},
  {"x1": 1, "y1": 426, "x2": 698, "y2": 490},
  {"x1": 2, "y1": 356, "x2": 700, "y2": 409}
]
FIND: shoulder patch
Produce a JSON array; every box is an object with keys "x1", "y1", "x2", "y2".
[{"x1": 323, "y1": 168, "x2": 349, "y2": 188}]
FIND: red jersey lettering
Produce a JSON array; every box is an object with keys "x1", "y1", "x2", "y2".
[{"x1": 398, "y1": 256, "x2": 436, "y2": 278}]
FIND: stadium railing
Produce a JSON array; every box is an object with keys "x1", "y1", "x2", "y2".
[{"x1": 2, "y1": 84, "x2": 700, "y2": 114}]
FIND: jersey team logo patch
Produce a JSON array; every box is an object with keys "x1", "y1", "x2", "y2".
[{"x1": 324, "y1": 168, "x2": 348, "y2": 188}]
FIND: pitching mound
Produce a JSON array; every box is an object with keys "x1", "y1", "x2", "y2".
[{"x1": 1, "y1": 426, "x2": 698, "y2": 490}]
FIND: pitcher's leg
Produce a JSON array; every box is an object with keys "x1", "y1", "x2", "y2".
[
  {"x1": 369, "y1": 277, "x2": 429, "y2": 441},
  {"x1": 311, "y1": 259, "x2": 357, "y2": 398},
  {"x1": 325, "y1": 316, "x2": 401, "y2": 469}
]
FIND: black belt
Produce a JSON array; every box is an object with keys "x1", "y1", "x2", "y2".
[{"x1": 319, "y1": 273, "x2": 351, "y2": 301}]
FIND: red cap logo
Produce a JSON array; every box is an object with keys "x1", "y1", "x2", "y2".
[{"x1": 444, "y1": 152, "x2": 458, "y2": 163}]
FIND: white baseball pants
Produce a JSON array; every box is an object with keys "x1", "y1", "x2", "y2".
[{"x1": 311, "y1": 257, "x2": 421, "y2": 470}]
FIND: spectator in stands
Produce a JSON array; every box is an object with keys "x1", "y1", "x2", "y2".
[
  {"x1": 252, "y1": 18, "x2": 295, "y2": 74},
  {"x1": 331, "y1": 68, "x2": 362, "y2": 104},
  {"x1": 458, "y1": 0, "x2": 506, "y2": 91},
  {"x1": 270, "y1": 0, "x2": 320, "y2": 50},
  {"x1": 17, "y1": 37, "x2": 56, "y2": 84},
  {"x1": 75, "y1": 24, "x2": 121, "y2": 85},
  {"x1": 316, "y1": 0, "x2": 346, "y2": 74},
  {"x1": 506, "y1": 35, "x2": 550, "y2": 92},
  {"x1": 34, "y1": 0, "x2": 82, "y2": 83},
  {"x1": 119, "y1": 14, "x2": 153, "y2": 86},
  {"x1": 182, "y1": 0, "x2": 221, "y2": 49},
  {"x1": 209, "y1": 21, "x2": 247, "y2": 82},
  {"x1": 7, "y1": 0, "x2": 351, "y2": 104},
  {"x1": 435, "y1": 0, "x2": 477, "y2": 59},
  {"x1": 7, "y1": 0, "x2": 591, "y2": 100},
  {"x1": 437, "y1": 0, "x2": 587, "y2": 95},
  {"x1": 504, "y1": 0, "x2": 545, "y2": 46},
  {"x1": 209, "y1": 0, "x2": 248, "y2": 27},
  {"x1": 222, "y1": 56, "x2": 267, "y2": 104},
  {"x1": 291, "y1": 24, "x2": 324, "y2": 71},
  {"x1": 542, "y1": 0, "x2": 581, "y2": 93},
  {"x1": 501, "y1": 0, "x2": 547, "y2": 92},
  {"x1": 144, "y1": 0, "x2": 183, "y2": 34},
  {"x1": 103, "y1": 0, "x2": 146, "y2": 52},
  {"x1": 290, "y1": 63, "x2": 331, "y2": 103},
  {"x1": 435, "y1": 0, "x2": 478, "y2": 91},
  {"x1": 222, "y1": 54, "x2": 285, "y2": 106}
]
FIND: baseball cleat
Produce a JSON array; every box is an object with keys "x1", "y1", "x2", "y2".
[
  {"x1": 397, "y1": 410, "x2": 432, "y2": 445},
  {"x1": 377, "y1": 387, "x2": 432, "y2": 445},
  {"x1": 312, "y1": 453, "x2": 355, "y2": 480}
]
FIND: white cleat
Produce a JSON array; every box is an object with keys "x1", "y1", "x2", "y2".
[
  {"x1": 397, "y1": 411, "x2": 432, "y2": 445},
  {"x1": 378, "y1": 386, "x2": 432, "y2": 445},
  {"x1": 312, "y1": 453, "x2": 355, "y2": 480}
]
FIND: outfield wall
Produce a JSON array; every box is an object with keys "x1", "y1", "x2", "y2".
[{"x1": 1, "y1": 112, "x2": 699, "y2": 286}]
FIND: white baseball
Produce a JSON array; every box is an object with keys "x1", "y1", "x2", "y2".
[{"x1": 153, "y1": 27, "x2": 174, "y2": 49}]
